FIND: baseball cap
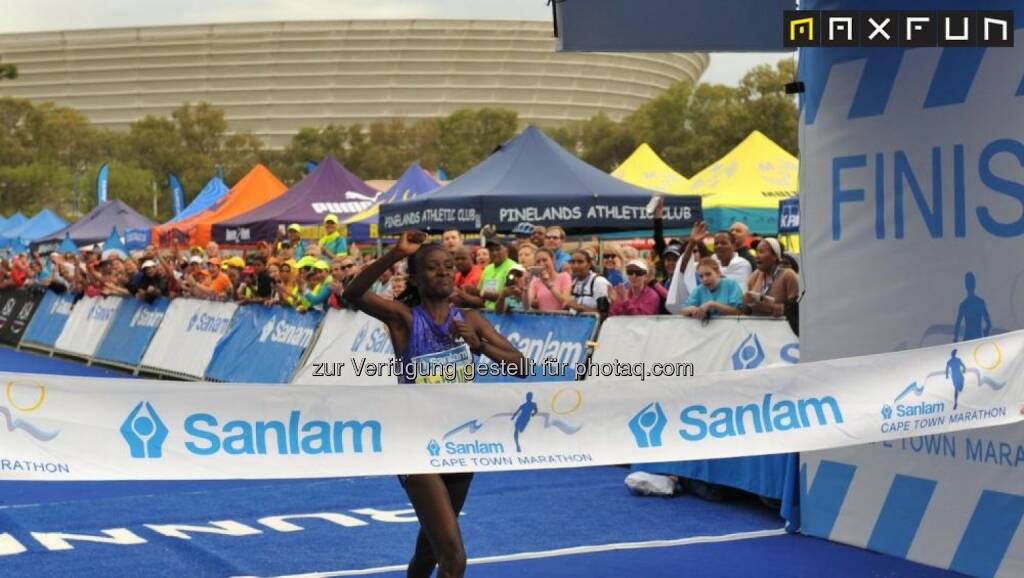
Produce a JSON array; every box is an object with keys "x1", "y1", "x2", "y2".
[
  {"x1": 508, "y1": 263, "x2": 527, "y2": 274},
  {"x1": 295, "y1": 256, "x2": 318, "y2": 269},
  {"x1": 312, "y1": 260, "x2": 330, "y2": 271},
  {"x1": 626, "y1": 259, "x2": 649, "y2": 273},
  {"x1": 225, "y1": 256, "x2": 246, "y2": 268},
  {"x1": 323, "y1": 214, "x2": 339, "y2": 225},
  {"x1": 288, "y1": 223, "x2": 302, "y2": 233},
  {"x1": 189, "y1": 255, "x2": 204, "y2": 265},
  {"x1": 512, "y1": 222, "x2": 534, "y2": 236},
  {"x1": 141, "y1": 260, "x2": 158, "y2": 269},
  {"x1": 662, "y1": 244, "x2": 682, "y2": 257}
]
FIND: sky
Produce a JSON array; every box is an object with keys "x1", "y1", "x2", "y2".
[{"x1": 0, "y1": 0, "x2": 789, "y2": 86}]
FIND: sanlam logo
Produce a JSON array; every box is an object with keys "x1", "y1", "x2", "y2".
[
  {"x1": 630, "y1": 393, "x2": 844, "y2": 446},
  {"x1": 130, "y1": 307, "x2": 164, "y2": 328},
  {"x1": 187, "y1": 312, "x2": 231, "y2": 334},
  {"x1": 259, "y1": 317, "x2": 315, "y2": 347},
  {"x1": 49, "y1": 298, "x2": 73, "y2": 316},
  {"x1": 504, "y1": 330, "x2": 584, "y2": 364}
]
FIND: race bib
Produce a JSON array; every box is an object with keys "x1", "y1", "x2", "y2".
[{"x1": 410, "y1": 344, "x2": 474, "y2": 384}]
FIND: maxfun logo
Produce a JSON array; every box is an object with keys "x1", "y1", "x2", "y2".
[
  {"x1": 121, "y1": 401, "x2": 168, "y2": 458},
  {"x1": 187, "y1": 312, "x2": 231, "y2": 334},
  {"x1": 631, "y1": 394, "x2": 845, "y2": 446},
  {"x1": 1, "y1": 380, "x2": 60, "y2": 442},
  {"x1": 130, "y1": 307, "x2": 164, "y2": 328},
  {"x1": 433, "y1": 388, "x2": 587, "y2": 468},
  {"x1": 732, "y1": 333, "x2": 766, "y2": 370},
  {"x1": 259, "y1": 317, "x2": 315, "y2": 347},
  {"x1": 1, "y1": 297, "x2": 15, "y2": 317},
  {"x1": 629, "y1": 402, "x2": 667, "y2": 448},
  {"x1": 881, "y1": 342, "x2": 1008, "y2": 434},
  {"x1": 17, "y1": 302, "x2": 33, "y2": 321}
]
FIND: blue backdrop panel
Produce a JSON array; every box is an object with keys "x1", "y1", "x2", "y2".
[
  {"x1": 476, "y1": 312, "x2": 596, "y2": 382},
  {"x1": 21, "y1": 291, "x2": 75, "y2": 348},
  {"x1": 205, "y1": 305, "x2": 324, "y2": 383},
  {"x1": 94, "y1": 297, "x2": 169, "y2": 367}
]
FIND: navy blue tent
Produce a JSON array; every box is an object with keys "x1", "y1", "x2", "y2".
[
  {"x1": 32, "y1": 200, "x2": 155, "y2": 250},
  {"x1": 380, "y1": 126, "x2": 701, "y2": 234},
  {"x1": 0, "y1": 209, "x2": 68, "y2": 244}
]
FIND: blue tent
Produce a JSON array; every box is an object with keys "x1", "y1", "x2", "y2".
[
  {"x1": 58, "y1": 233, "x2": 79, "y2": 255},
  {"x1": 169, "y1": 175, "x2": 229, "y2": 224},
  {"x1": 344, "y1": 163, "x2": 439, "y2": 241},
  {"x1": 0, "y1": 214, "x2": 6, "y2": 230},
  {"x1": 32, "y1": 200, "x2": 155, "y2": 250},
  {"x1": 380, "y1": 125, "x2": 701, "y2": 233},
  {"x1": 0, "y1": 212, "x2": 27, "y2": 237},
  {"x1": 0, "y1": 209, "x2": 68, "y2": 244},
  {"x1": 102, "y1": 227, "x2": 128, "y2": 260}
]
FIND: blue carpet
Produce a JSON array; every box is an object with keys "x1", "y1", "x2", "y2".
[
  {"x1": 369, "y1": 534, "x2": 962, "y2": 578},
  {"x1": 0, "y1": 346, "x2": 128, "y2": 378}
]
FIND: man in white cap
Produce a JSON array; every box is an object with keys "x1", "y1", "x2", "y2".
[
  {"x1": 131, "y1": 259, "x2": 167, "y2": 302},
  {"x1": 319, "y1": 214, "x2": 348, "y2": 259}
]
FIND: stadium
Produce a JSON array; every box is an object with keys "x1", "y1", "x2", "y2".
[{"x1": 0, "y1": 19, "x2": 709, "y2": 147}]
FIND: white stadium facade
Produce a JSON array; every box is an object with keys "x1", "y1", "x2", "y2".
[{"x1": 0, "y1": 20, "x2": 708, "y2": 148}]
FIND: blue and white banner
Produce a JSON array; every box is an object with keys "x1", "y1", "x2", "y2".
[
  {"x1": 206, "y1": 305, "x2": 323, "y2": 384},
  {"x1": 476, "y1": 312, "x2": 597, "y2": 382},
  {"x1": 21, "y1": 291, "x2": 75, "y2": 349},
  {"x1": 168, "y1": 172, "x2": 185, "y2": 217},
  {"x1": 1, "y1": 329, "x2": 1023, "y2": 481},
  {"x1": 591, "y1": 316, "x2": 799, "y2": 377},
  {"x1": 139, "y1": 299, "x2": 238, "y2": 379},
  {"x1": 53, "y1": 296, "x2": 123, "y2": 359},
  {"x1": 798, "y1": 1, "x2": 1024, "y2": 575},
  {"x1": 96, "y1": 163, "x2": 109, "y2": 205},
  {"x1": 779, "y1": 196, "x2": 799, "y2": 234},
  {"x1": 124, "y1": 228, "x2": 151, "y2": 252},
  {"x1": 293, "y1": 310, "x2": 396, "y2": 386},
  {"x1": 94, "y1": 298, "x2": 169, "y2": 368}
]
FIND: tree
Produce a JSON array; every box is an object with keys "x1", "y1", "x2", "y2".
[
  {"x1": 0, "y1": 57, "x2": 15, "y2": 80},
  {"x1": 0, "y1": 160, "x2": 71, "y2": 216},
  {"x1": 437, "y1": 108, "x2": 518, "y2": 177}
]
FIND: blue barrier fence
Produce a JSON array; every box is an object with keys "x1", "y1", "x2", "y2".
[
  {"x1": 21, "y1": 291, "x2": 75, "y2": 349},
  {"x1": 478, "y1": 311, "x2": 598, "y2": 382},
  {"x1": 93, "y1": 297, "x2": 169, "y2": 368},
  {"x1": 206, "y1": 305, "x2": 324, "y2": 383}
]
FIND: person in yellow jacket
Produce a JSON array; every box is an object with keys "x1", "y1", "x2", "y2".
[{"x1": 319, "y1": 214, "x2": 348, "y2": 259}]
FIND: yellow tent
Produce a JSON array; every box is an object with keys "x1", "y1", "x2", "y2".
[
  {"x1": 611, "y1": 143, "x2": 689, "y2": 194},
  {"x1": 684, "y1": 130, "x2": 798, "y2": 234}
]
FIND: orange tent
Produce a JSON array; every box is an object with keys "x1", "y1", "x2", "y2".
[{"x1": 153, "y1": 164, "x2": 288, "y2": 247}]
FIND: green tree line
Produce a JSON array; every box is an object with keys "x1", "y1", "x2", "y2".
[{"x1": 0, "y1": 59, "x2": 796, "y2": 223}]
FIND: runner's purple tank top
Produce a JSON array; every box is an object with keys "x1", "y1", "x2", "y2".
[{"x1": 398, "y1": 305, "x2": 465, "y2": 384}]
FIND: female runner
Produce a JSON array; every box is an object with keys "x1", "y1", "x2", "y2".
[{"x1": 343, "y1": 230, "x2": 525, "y2": 578}]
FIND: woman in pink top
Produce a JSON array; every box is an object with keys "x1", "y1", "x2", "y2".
[
  {"x1": 528, "y1": 248, "x2": 571, "y2": 311},
  {"x1": 609, "y1": 259, "x2": 663, "y2": 316}
]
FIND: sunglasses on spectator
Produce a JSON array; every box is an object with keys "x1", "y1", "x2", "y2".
[
  {"x1": 626, "y1": 269, "x2": 646, "y2": 276},
  {"x1": 339, "y1": 264, "x2": 354, "y2": 270},
  {"x1": 545, "y1": 235, "x2": 563, "y2": 240}
]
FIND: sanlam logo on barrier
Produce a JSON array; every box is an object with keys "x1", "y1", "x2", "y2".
[
  {"x1": 130, "y1": 307, "x2": 164, "y2": 329},
  {"x1": 630, "y1": 394, "x2": 845, "y2": 447},
  {"x1": 258, "y1": 317, "x2": 315, "y2": 348},
  {"x1": 504, "y1": 330, "x2": 585, "y2": 364},
  {"x1": 49, "y1": 297, "x2": 72, "y2": 316},
  {"x1": 187, "y1": 312, "x2": 231, "y2": 334},
  {"x1": 87, "y1": 303, "x2": 117, "y2": 322},
  {"x1": 121, "y1": 401, "x2": 383, "y2": 457}
]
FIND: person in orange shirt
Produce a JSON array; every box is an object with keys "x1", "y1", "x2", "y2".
[{"x1": 187, "y1": 257, "x2": 232, "y2": 300}]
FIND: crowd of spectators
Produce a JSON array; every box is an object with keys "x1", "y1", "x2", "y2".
[{"x1": 0, "y1": 206, "x2": 800, "y2": 328}]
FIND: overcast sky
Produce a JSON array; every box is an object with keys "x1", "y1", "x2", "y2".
[{"x1": 1, "y1": 0, "x2": 788, "y2": 86}]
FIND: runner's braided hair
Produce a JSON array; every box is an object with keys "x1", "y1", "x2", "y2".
[{"x1": 396, "y1": 243, "x2": 448, "y2": 308}]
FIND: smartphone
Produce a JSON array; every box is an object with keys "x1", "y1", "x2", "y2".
[
  {"x1": 529, "y1": 266, "x2": 543, "y2": 276},
  {"x1": 646, "y1": 195, "x2": 662, "y2": 214},
  {"x1": 277, "y1": 224, "x2": 287, "y2": 236}
]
